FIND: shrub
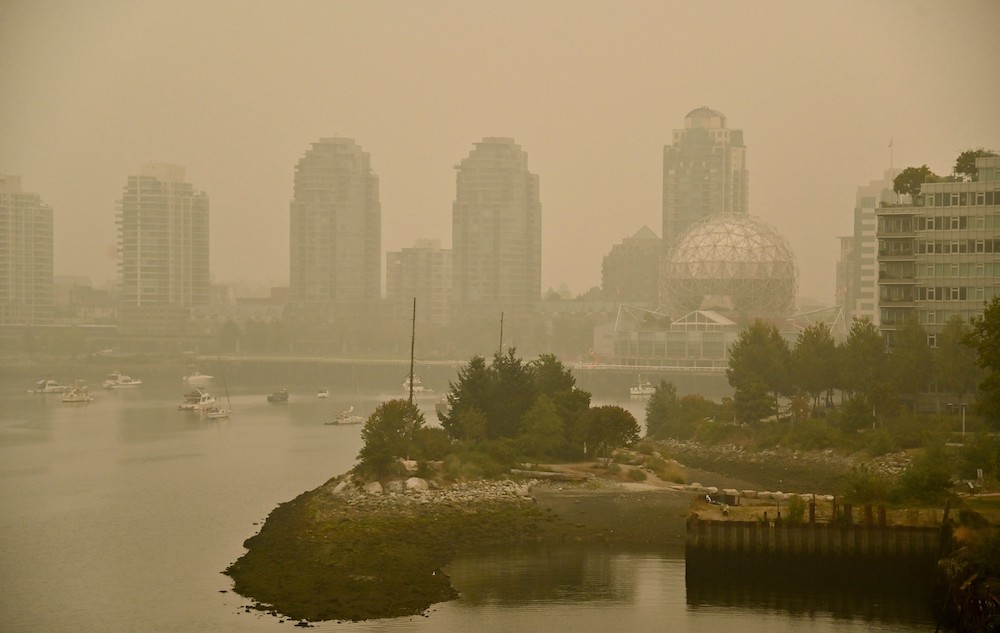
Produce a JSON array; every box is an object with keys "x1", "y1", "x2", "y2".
[
  {"x1": 843, "y1": 465, "x2": 890, "y2": 503},
  {"x1": 781, "y1": 420, "x2": 842, "y2": 451},
  {"x1": 894, "y1": 445, "x2": 955, "y2": 503},
  {"x1": 865, "y1": 428, "x2": 897, "y2": 457},
  {"x1": 785, "y1": 495, "x2": 806, "y2": 523},
  {"x1": 606, "y1": 462, "x2": 621, "y2": 475},
  {"x1": 627, "y1": 468, "x2": 647, "y2": 482},
  {"x1": 644, "y1": 455, "x2": 685, "y2": 484}
]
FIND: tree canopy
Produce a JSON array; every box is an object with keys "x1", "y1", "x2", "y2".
[
  {"x1": 954, "y1": 147, "x2": 997, "y2": 182},
  {"x1": 888, "y1": 317, "x2": 933, "y2": 411},
  {"x1": 356, "y1": 399, "x2": 425, "y2": 478},
  {"x1": 791, "y1": 323, "x2": 838, "y2": 410},
  {"x1": 644, "y1": 380, "x2": 680, "y2": 440},
  {"x1": 726, "y1": 320, "x2": 792, "y2": 423},
  {"x1": 578, "y1": 405, "x2": 640, "y2": 464},
  {"x1": 893, "y1": 165, "x2": 939, "y2": 201},
  {"x1": 440, "y1": 349, "x2": 591, "y2": 455}
]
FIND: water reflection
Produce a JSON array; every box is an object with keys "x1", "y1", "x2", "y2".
[
  {"x1": 446, "y1": 544, "x2": 638, "y2": 605},
  {"x1": 686, "y1": 552, "x2": 937, "y2": 626}
]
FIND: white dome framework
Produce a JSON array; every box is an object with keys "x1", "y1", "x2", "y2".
[{"x1": 662, "y1": 213, "x2": 797, "y2": 317}]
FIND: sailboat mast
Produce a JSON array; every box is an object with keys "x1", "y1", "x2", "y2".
[
  {"x1": 498, "y1": 311, "x2": 504, "y2": 353},
  {"x1": 408, "y1": 297, "x2": 416, "y2": 405}
]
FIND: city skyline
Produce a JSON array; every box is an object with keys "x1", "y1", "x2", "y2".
[{"x1": 2, "y1": 1, "x2": 999, "y2": 303}]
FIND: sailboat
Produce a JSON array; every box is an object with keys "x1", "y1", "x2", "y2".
[{"x1": 204, "y1": 362, "x2": 232, "y2": 419}]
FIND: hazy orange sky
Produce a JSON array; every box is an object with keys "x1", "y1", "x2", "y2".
[{"x1": 2, "y1": 0, "x2": 999, "y2": 303}]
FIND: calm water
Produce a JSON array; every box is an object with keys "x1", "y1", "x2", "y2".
[{"x1": 0, "y1": 367, "x2": 936, "y2": 632}]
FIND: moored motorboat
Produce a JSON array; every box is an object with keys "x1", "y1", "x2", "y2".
[
  {"x1": 28, "y1": 379, "x2": 69, "y2": 394},
  {"x1": 326, "y1": 405, "x2": 364, "y2": 425},
  {"x1": 317, "y1": 389, "x2": 329, "y2": 398},
  {"x1": 184, "y1": 371, "x2": 213, "y2": 385},
  {"x1": 629, "y1": 381, "x2": 655, "y2": 396},
  {"x1": 267, "y1": 388, "x2": 289, "y2": 403},
  {"x1": 61, "y1": 383, "x2": 95, "y2": 403},
  {"x1": 178, "y1": 388, "x2": 216, "y2": 411},
  {"x1": 203, "y1": 405, "x2": 230, "y2": 419},
  {"x1": 103, "y1": 371, "x2": 143, "y2": 389}
]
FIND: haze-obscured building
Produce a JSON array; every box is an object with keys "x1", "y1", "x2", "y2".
[
  {"x1": 877, "y1": 156, "x2": 1000, "y2": 346},
  {"x1": 0, "y1": 175, "x2": 54, "y2": 325},
  {"x1": 452, "y1": 137, "x2": 541, "y2": 321},
  {"x1": 842, "y1": 169, "x2": 900, "y2": 325},
  {"x1": 116, "y1": 164, "x2": 209, "y2": 334},
  {"x1": 602, "y1": 226, "x2": 661, "y2": 304},
  {"x1": 289, "y1": 137, "x2": 381, "y2": 319},
  {"x1": 386, "y1": 239, "x2": 452, "y2": 326},
  {"x1": 662, "y1": 107, "x2": 748, "y2": 249}
]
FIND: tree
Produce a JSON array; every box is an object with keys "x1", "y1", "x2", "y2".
[
  {"x1": 644, "y1": 380, "x2": 681, "y2": 439},
  {"x1": 530, "y1": 353, "x2": 576, "y2": 396},
  {"x1": 356, "y1": 399, "x2": 425, "y2": 478},
  {"x1": 840, "y1": 318, "x2": 893, "y2": 415},
  {"x1": 791, "y1": 323, "x2": 838, "y2": 411},
  {"x1": 518, "y1": 395, "x2": 565, "y2": 460},
  {"x1": 954, "y1": 147, "x2": 997, "y2": 182},
  {"x1": 937, "y1": 314, "x2": 979, "y2": 400},
  {"x1": 733, "y1": 376, "x2": 775, "y2": 424},
  {"x1": 488, "y1": 348, "x2": 537, "y2": 439},
  {"x1": 966, "y1": 297, "x2": 1000, "y2": 426},
  {"x1": 441, "y1": 355, "x2": 491, "y2": 439},
  {"x1": 578, "y1": 405, "x2": 640, "y2": 465},
  {"x1": 888, "y1": 317, "x2": 933, "y2": 411},
  {"x1": 893, "y1": 165, "x2": 938, "y2": 201},
  {"x1": 727, "y1": 320, "x2": 792, "y2": 422}
]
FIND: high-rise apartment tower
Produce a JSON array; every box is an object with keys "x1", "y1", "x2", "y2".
[
  {"x1": 116, "y1": 164, "x2": 209, "y2": 308},
  {"x1": 452, "y1": 137, "x2": 541, "y2": 320},
  {"x1": 0, "y1": 175, "x2": 54, "y2": 324},
  {"x1": 662, "y1": 107, "x2": 748, "y2": 248},
  {"x1": 289, "y1": 138, "x2": 381, "y2": 314}
]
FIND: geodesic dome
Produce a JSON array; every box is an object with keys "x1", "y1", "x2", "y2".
[{"x1": 662, "y1": 213, "x2": 797, "y2": 317}]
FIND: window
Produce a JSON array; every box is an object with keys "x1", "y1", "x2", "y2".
[
  {"x1": 977, "y1": 240, "x2": 986, "y2": 253},
  {"x1": 927, "y1": 265, "x2": 935, "y2": 277},
  {"x1": 927, "y1": 334, "x2": 938, "y2": 348},
  {"x1": 951, "y1": 287, "x2": 960, "y2": 300},
  {"x1": 927, "y1": 287, "x2": 936, "y2": 300},
  {"x1": 951, "y1": 264, "x2": 959, "y2": 277},
  {"x1": 927, "y1": 310, "x2": 937, "y2": 324},
  {"x1": 951, "y1": 216, "x2": 960, "y2": 229},
  {"x1": 977, "y1": 288, "x2": 985, "y2": 301},
  {"x1": 977, "y1": 192, "x2": 986, "y2": 205},
  {"x1": 951, "y1": 193, "x2": 960, "y2": 205},
  {"x1": 926, "y1": 217, "x2": 936, "y2": 230}
]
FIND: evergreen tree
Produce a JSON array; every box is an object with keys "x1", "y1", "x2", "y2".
[
  {"x1": 888, "y1": 317, "x2": 933, "y2": 412},
  {"x1": 840, "y1": 318, "x2": 893, "y2": 410},
  {"x1": 517, "y1": 395, "x2": 565, "y2": 460},
  {"x1": 644, "y1": 380, "x2": 681, "y2": 439},
  {"x1": 791, "y1": 323, "x2": 838, "y2": 411},
  {"x1": 727, "y1": 320, "x2": 792, "y2": 422}
]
